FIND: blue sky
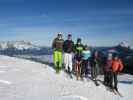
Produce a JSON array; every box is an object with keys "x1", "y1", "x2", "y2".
[{"x1": 0, "y1": 0, "x2": 133, "y2": 47}]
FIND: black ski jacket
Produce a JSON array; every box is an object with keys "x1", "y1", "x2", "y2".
[{"x1": 63, "y1": 40, "x2": 74, "y2": 53}]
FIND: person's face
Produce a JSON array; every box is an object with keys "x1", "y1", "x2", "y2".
[
  {"x1": 58, "y1": 35, "x2": 62, "y2": 39},
  {"x1": 108, "y1": 56, "x2": 112, "y2": 60},
  {"x1": 108, "y1": 53, "x2": 112, "y2": 60},
  {"x1": 95, "y1": 51, "x2": 98, "y2": 57},
  {"x1": 95, "y1": 51, "x2": 98, "y2": 55},
  {"x1": 114, "y1": 57, "x2": 118, "y2": 60},
  {"x1": 85, "y1": 46, "x2": 88, "y2": 50},
  {"x1": 68, "y1": 36, "x2": 72, "y2": 40},
  {"x1": 77, "y1": 41, "x2": 81, "y2": 45}
]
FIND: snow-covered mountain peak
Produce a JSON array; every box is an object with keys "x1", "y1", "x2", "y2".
[
  {"x1": 119, "y1": 41, "x2": 130, "y2": 48},
  {"x1": 0, "y1": 41, "x2": 40, "y2": 50}
]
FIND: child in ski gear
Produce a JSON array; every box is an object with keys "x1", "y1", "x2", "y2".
[
  {"x1": 81, "y1": 45, "x2": 91, "y2": 78},
  {"x1": 63, "y1": 34, "x2": 74, "y2": 75},
  {"x1": 74, "y1": 38, "x2": 84, "y2": 80},
  {"x1": 90, "y1": 50, "x2": 100, "y2": 81},
  {"x1": 52, "y1": 33, "x2": 64, "y2": 73},
  {"x1": 112, "y1": 56, "x2": 124, "y2": 91},
  {"x1": 104, "y1": 53, "x2": 113, "y2": 88}
]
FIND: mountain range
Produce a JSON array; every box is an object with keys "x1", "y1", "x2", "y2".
[
  {"x1": 0, "y1": 41, "x2": 40, "y2": 50},
  {"x1": 0, "y1": 41, "x2": 52, "y2": 56}
]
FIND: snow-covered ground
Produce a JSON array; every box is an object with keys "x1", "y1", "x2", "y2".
[{"x1": 0, "y1": 55, "x2": 133, "y2": 100}]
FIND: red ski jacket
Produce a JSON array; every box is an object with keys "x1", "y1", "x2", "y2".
[{"x1": 112, "y1": 59, "x2": 124, "y2": 72}]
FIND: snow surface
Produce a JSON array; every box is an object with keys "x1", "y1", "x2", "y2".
[{"x1": 0, "y1": 55, "x2": 133, "y2": 100}]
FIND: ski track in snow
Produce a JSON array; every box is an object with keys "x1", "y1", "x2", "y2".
[
  {"x1": 59, "y1": 95, "x2": 88, "y2": 100},
  {"x1": 0, "y1": 55, "x2": 133, "y2": 100},
  {"x1": 0, "y1": 80, "x2": 12, "y2": 85},
  {"x1": 0, "y1": 70, "x2": 6, "y2": 73}
]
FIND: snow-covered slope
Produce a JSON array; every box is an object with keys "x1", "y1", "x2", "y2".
[
  {"x1": 0, "y1": 41, "x2": 40, "y2": 50},
  {"x1": 0, "y1": 55, "x2": 133, "y2": 100}
]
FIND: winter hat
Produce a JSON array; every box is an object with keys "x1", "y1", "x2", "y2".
[
  {"x1": 77, "y1": 38, "x2": 81, "y2": 42},
  {"x1": 68, "y1": 34, "x2": 72, "y2": 37}
]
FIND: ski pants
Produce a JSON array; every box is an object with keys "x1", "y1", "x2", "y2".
[
  {"x1": 91, "y1": 64, "x2": 99, "y2": 80},
  {"x1": 75, "y1": 60, "x2": 81, "y2": 79},
  {"x1": 53, "y1": 50, "x2": 62, "y2": 70},
  {"x1": 104, "y1": 71, "x2": 113, "y2": 88},
  {"x1": 81, "y1": 60, "x2": 89, "y2": 76},
  {"x1": 112, "y1": 72, "x2": 118, "y2": 89},
  {"x1": 64, "y1": 53, "x2": 73, "y2": 72}
]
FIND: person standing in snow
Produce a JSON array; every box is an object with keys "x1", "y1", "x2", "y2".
[
  {"x1": 104, "y1": 53, "x2": 113, "y2": 88},
  {"x1": 52, "y1": 33, "x2": 64, "y2": 73},
  {"x1": 81, "y1": 45, "x2": 91, "y2": 79},
  {"x1": 63, "y1": 34, "x2": 74, "y2": 76},
  {"x1": 90, "y1": 50, "x2": 100, "y2": 81},
  {"x1": 74, "y1": 38, "x2": 84, "y2": 80},
  {"x1": 112, "y1": 56, "x2": 124, "y2": 91}
]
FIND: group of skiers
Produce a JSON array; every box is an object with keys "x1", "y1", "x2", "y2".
[{"x1": 52, "y1": 32, "x2": 124, "y2": 92}]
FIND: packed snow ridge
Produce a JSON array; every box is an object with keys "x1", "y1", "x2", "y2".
[{"x1": 0, "y1": 55, "x2": 133, "y2": 100}]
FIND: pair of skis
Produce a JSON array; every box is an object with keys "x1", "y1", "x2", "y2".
[
  {"x1": 106, "y1": 86, "x2": 123, "y2": 97},
  {"x1": 65, "y1": 70, "x2": 73, "y2": 79},
  {"x1": 112, "y1": 89, "x2": 123, "y2": 97},
  {"x1": 75, "y1": 61, "x2": 82, "y2": 80}
]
